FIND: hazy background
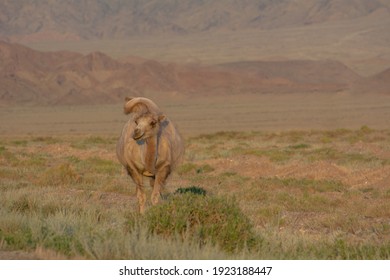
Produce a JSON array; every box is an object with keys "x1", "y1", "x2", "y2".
[{"x1": 1, "y1": 0, "x2": 389, "y2": 135}]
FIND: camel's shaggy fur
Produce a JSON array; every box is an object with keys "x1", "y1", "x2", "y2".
[{"x1": 117, "y1": 97, "x2": 184, "y2": 213}]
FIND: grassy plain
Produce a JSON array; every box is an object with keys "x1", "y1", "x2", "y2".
[
  {"x1": 1, "y1": 93, "x2": 390, "y2": 259},
  {"x1": 1, "y1": 120, "x2": 390, "y2": 259}
]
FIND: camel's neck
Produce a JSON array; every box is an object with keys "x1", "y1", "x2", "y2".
[{"x1": 144, "y1": 135, "x2": 157, "y2": 175}]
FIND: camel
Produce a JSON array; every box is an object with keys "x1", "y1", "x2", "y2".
[{"x1": 116, "y1": 97, "x2": 184, "y2": 213}]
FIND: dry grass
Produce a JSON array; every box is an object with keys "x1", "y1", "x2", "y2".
[
  {"x1": 1, "y1": 128, "x2": 390, "y2": 259},
  {"x1": 185, "y1": 128, "x2": 390, "y2": 242}
]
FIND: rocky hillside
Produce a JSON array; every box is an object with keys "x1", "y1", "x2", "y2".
[
  {"x1": 1, "y1": 0, "x2": 389, "y2": 41},
  {"x1": 2, "y1": 41, "x2": 387, "y2": 106}
]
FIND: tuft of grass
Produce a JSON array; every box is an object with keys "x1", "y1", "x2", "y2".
[
  {"x1": 176, "y1": 163, "x2": 198, "y2": 175},
  {"x1": 70, "y1": 136, "x2": 114, "y2": 149},
  {"x1": 39, "y1": 163, "x2": 81, "y2": 186},
  {"x1": 177, "y1": 163, "x2": 215, "y2": 175},
  {"x1": 9, "y1": 195, "x2": 38, "y2": 214},
  {"x1": 244, "y1": 148, "x2": 294, "y2": 162},
  {"x1": 288, "y1": 143, "x2": 311, "y2": 150},
  {"x1": 83, "y1": 157, "x2": 118, "y2": 175},
  {"x1": 255, "y1": 177, "x2": 346, "y2": 193},
  {"x1": 196, "y1": 164, "x2": 215, "y2": 174},
  {"x1": 31, "y1": 136, "x2": 62, "y2": 144},
  {"x1": 220, "y1": 171, "x2": 238, "y2": 177},
  {"x1": 11, "y1": 140, "x2": 28, "y2": 146}
]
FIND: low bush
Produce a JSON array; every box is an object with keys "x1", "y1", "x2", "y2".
[{"x1": 138, "y1": 193, "x2": 258, "y2": 253}]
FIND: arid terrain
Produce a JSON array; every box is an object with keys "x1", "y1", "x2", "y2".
[
  {"x1": 1, "y1": 127, "x2": 390, "y2": 259},
  {"x1": 0, "y1": 0, "x2": 390, "y2": 260}
]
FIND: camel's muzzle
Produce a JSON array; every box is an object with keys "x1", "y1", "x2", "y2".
[{"x1": 133, "y1": 129, "x2": 144, "y2": 140}]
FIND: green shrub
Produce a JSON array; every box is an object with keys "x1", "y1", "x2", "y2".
[
  {"x1": 175, "y1": 186, "x2": 207, "y2": 196},
  {"x1": 141, "y1": 194, "x2": 257, "y2": 253}
]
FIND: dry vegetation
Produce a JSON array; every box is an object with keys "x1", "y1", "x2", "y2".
[{"x1": 1, "y1": 127, "x2": 390, "y2": 259}]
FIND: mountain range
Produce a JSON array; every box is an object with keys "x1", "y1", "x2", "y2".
[
  {"x1": 1, "y1": 41, "x2": 388, "y2": 105},
  {"x1": 1, "y1": 0, "x2": 389, "y2": 41},
  {"x1": 0, "y1": 0, "x2": 389, "y2": 105}
]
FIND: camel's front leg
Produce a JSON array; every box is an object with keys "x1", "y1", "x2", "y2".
[
  {"x1": 127, "y1": 166, "x2": 146, "y2": 213},
  {"x1": 151, "y1": 165, "x2": 171, "y2": 206}
]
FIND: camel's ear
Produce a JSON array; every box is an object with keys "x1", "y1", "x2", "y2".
[
  {"x1": 125, "y1": 97, "x2": 134, "y2": 102},
  {"x1": 158, "y1": 114, "x2": 167, "y2": 122}
]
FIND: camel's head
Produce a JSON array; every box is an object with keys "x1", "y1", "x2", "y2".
[{"x1": 133, "y1": 113, "x2": 166, "y2": 141}]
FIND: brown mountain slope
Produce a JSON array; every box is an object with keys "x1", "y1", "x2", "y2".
[
  {"x1": 218, "y1": 60, "x2": 360, "y2": 91},
  {"x1": 1, "y1": 0, "x2": 389, "y2": 41},
  {"x1": 354, "y1": 68, "x2": 390, "y2": 95},
  {"x1": 3, "y1": 41, "x2": 386, "y2": 106},
  {"x1": 0, "y1": 41, "x2": 80, "y2": 72}
]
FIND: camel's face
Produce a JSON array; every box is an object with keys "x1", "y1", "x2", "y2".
[{"x1": 133, "y1": 113, "x2": 165, "y2": 141}]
